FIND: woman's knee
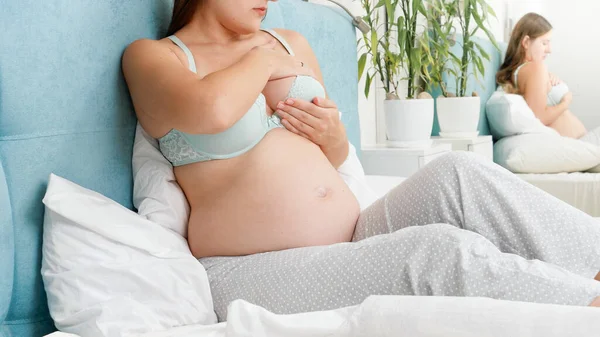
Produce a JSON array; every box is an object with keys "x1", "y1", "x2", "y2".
[
  {"x1": 399, "y1": 223, "x2": 474, "y2": 246},
  {"x1": 402, "y1": 224, "x2": 493, "y2": 257},
  {"x1": 436, "y1": 151, "x2": 482, "y2": 167},
  {"x1": 390, "y1": 224, "x2": 496, "y2": 284},
  {"x1": 427, "y1": 151, "x2": 495, "y2": 178}
]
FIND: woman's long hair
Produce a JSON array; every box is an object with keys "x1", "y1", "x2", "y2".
[
  {"x1": 167, "y1": 0, "x2": 201, "y2": 36},
  {"x1": 496, "y1": 13, "x2": 552, "y2": 93}
]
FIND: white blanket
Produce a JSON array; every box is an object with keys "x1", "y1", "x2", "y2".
[{"x1": 47, "y1": 295, "x2": 600, "y2": 337}]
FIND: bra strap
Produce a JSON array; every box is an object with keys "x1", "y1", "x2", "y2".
[
  {"x1": 261, "y1": 28, "x2": 295, "y2": 56},
  {"x1": 513, "y1": 62, "x2": 528, "y2": 90},
  {"x1": 167, "y1": 35, "x2": 197, "y2": 73}
]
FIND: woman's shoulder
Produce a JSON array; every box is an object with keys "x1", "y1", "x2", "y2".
[
  {"x1": 270, "y1": 28, "x2": 313, "y2": 53},
  {"x1": 271, "y1": 28, "x2": 305, "y2": 42},
  {"x1": 122, "y1": 37, "x2": 187, "y2": 75},
  {"x1": 123, "y1": 38, "x2": 178, "y2": 61},
  {"x1": 518, "y1": 61, "x2": 548, "y2": 84},
  {"x1": 518, "y1": 61, "x2": 550, "y2": 94},
  {"x1": 519, "y1": 61, "x2": 548, "y2": 76}
]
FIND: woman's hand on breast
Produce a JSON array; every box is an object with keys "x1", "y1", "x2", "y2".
[
  {"x1": 276, "y1": 97, "x2": 346, "y2": 148},
  {"x1": 548, "y1": 72, "x2": 561, "y2": 86},
  {"x1": 251, "y1": 39, "x2": 314, "y2": 81},
  {"x1": 560, "y1": 91, "x2": 573, "y2": 106}
]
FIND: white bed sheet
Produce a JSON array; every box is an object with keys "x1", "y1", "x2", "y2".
[
  {"x1": 46, "y1": 295, "x2": 600, "y2": 337},
  {"x1": 517, "y1": 172, "x2": 600, "y2": 217},
  {"x1": 364, "y1": 174, "x2": 406, "y2": 198}
]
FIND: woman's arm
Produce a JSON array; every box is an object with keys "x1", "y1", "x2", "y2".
[
  {"x1": 122, "y1": 38, "x2": 307, "y2": 136},
  {"x1": 521, "y1": 62, "x2": 569, "y2": 126},
  {"x1": 276, "y1": 29, "x2": 349, "y2": 167}
]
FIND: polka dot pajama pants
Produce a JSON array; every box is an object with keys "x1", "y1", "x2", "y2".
[{"x1": 200, "y1": 152, "x2": 600, "y2": 322}]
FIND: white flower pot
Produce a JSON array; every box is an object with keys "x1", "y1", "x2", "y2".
[
  {"x1": 436, "y1": 96, "x2": 481, "y2": 138},
  {"x1": 384, "y1": 98, "x2": 434, "y2": 147}
]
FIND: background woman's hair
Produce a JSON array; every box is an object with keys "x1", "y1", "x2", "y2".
[
  {"x1": 167, "y1": 0, "x2": 201, "y2": 36},
  {"x1": 496, "y1": 13, "x2": 552, "y2": 93}
]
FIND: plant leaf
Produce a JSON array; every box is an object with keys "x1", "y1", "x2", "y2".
[
  {"x1": 385, "y1": 0, "x2": 394, "y2": 23},
  {"x1": 370, "y1": 29, "x2": 378, "y2": 64},
  {"x1": 485, "y1": 2, "x2": 497, "y2": 18},
  {"x1": 374, "y1": 0, "x2": 387, "y2": 9},
  {"x1": 474, "y1": 41, "x2": 490, "y2": 61},
  {"x1": 365, "y1": 73, "x2": 373, "y2": 99},
  {"x1": 397, "y1": 16, "x2": 406, "y2": 54},
  {"x1": 474, "y1": 56, "x2": 485, "y2": 78},
  {"x1": 471, "y1": 10, "x2": 500, "y2": 51},
  {"x1": 450, "y1": 53, "x2": 462, "y2": 66},
  {"x1": 358, "y1": 53, "x2": 367, "y2": 81}
]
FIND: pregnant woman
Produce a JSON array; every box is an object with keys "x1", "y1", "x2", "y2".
[
  {"x1": 496, "y1": 12, "x2": 600, "y2": 143},
  {"x1": 123, "y1": 0, "x2": 600, "y2": 321}
]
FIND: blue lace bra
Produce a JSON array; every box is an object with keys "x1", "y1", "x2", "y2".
[{"x1": 159, "y1": 29, "x2": 326, "y2": 166}]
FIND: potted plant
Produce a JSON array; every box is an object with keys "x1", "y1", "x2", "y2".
[
  {"x1": 358, "y1": 0, "x2": 434, "y2": 147},
  {"x1": 424, "y1": 0, "x2": 499, "y2": 137}
]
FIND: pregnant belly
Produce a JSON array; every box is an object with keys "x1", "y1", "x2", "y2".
[
  {"x1": 177, "y1": 128, "x2": 360, "y2": 258},
  {"x1": 550, "y1": 111, "x2": 587, "y2": 138}
]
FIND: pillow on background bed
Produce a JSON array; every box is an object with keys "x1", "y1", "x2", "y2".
[
  {"x1": 486, "y1": 90, "x2": 558, "y2": 141},
  {"x1": 41, "y1": 174, "x2": 216, "y2": 337},
  {"x1": 494, "y1": 133, "x2": 600, "y2": 173}
]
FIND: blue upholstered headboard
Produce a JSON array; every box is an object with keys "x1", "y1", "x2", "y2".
[{"x1": 0, "y1": 1, "x2": 360, "y2": 336}]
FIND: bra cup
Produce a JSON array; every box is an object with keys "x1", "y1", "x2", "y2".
[{"x1": 286, "y1": 76, "x2": 327, "y2": 102}]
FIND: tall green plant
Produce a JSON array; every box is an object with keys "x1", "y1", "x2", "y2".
[
  {"x1": 422, "y1": 0, "x2": 456, "y2": 97},
  {"x1": 398, "y1": 0, "x2": 430, "y2": 99},
  {"x1": 358, "y1": 0, "x2": 397, "y2": 99},
  {"x1": 424, "y1": 0, "x2": 499, "y2": 97},
  {"x1": 454, "y1": 0, "x2": 499, "y2": 97},
  {"x1": 358, "y1": 0, "x2": 431, "y2": 100}
]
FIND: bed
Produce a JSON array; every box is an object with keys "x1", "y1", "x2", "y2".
[
  {"x1": 38, "y1": 171, "x2": 600, "y2": 337},
  {"x1": 518, "y1": 172, "x2": 600, "y2": 217}
]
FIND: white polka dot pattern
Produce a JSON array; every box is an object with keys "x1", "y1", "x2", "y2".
[{"x1": 200, "y1": 152, "x2": 600, "y2": 321}]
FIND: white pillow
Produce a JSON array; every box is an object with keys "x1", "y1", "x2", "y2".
[
  {"x1": 41, "y1": 174, "x2": 216, "y2": 337},
  {"x1": 133, "y1": 123, "x2": 190, "y2": 238},
  {"x1": 579, "y1": 126, "x2": 600, "y2": 173},
  {"x1": 494, "y1": 133, "x2": 600, "y2": 173},
  {"x1": 486, "y1": 90, "x2": 558, "y2": 140}
]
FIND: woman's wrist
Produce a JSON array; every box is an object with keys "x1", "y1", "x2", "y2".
[
  {"x1": 247, "y1": 48, "x2": 275, "y2": 78},
  {"x1": 559, "y1": 100, "x2": 570, "y2": 113},
  {"x1": 320, "y1": 126, "x2": 349, "y2": 168},
  {"x1": 322, "y1": 141, "x2": 348, "y2": 168}
]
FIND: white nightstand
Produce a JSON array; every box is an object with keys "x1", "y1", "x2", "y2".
[
  {"x1": 361, "y1": 143, "x2": 452, "y2": 177},
  {"x1": 432, "y1": 135, "x2": 493, "y2": 161}
]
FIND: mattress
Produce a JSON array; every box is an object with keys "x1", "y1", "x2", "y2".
[{"x1": 517, "y1": 172, "x2": 600, "y2": 217}]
